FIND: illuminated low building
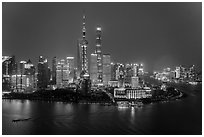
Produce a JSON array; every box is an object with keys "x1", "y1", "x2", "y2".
[{"x1": 114, "y1": 87, "x2": 152, "y2": 100}]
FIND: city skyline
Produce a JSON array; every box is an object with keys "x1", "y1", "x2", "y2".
[
  {"x1": 3, "y1": 2, "x2": 202, "y2": 72},
  {"x1": 2, "y1": 2, "x2": 202, "y2": 135}
]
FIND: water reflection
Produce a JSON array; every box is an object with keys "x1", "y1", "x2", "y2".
[{"x1": 2, "y1": 84, "x2": 202, "y2": 135}]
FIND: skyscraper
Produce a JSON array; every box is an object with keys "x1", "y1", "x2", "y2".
[
  {"x1": 118, "y1": 64, "x2": 125, "y2": 87},
  {"x1": 56, "y1": 59, "x2": 69, "y2": 88},
  {"x1": 24, "y1": 59, "x2": 36, "y2": 92},
  {"x1": 90, "y1": 53, "x2": 98, "y2": 84},
  {"x1": 103, "y1": 54, "x2": 111, "y2": 85},
  {"x1": 19, "y1": 61, "x2": 26, "y2": 90},
  {"x1": 19, "y1": 61, "x2": 26, "y2": 75},
  {"x1": 2, "y1": 56, "x2": 12, "y2": 91},
  {"x1": 124, "y1": 64, "x2": 133, "y2": 86},
  {"x1": 67, "y1": 57, "x2": 75, "y2": 83},
  {"x1": 95, "y1": 26, "x2": 103, "y2": 83},
  {"x1": 37, "y1": 56, "x2": 50, "y2": 90}
]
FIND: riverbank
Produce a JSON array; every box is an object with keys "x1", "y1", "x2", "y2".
[{"x1": 2, "y1": 87, "x2": 186, "y2": 107}]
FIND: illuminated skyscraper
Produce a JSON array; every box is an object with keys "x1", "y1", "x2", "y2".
[
  {"x1": 19, "y1": 61, "x2": 26, "y2": 75},
  {"x1": 118, "y1": 64, "x2": 125, "y2": 87},
  {"x1": 138, "y1": 63, "x2": 144, "y2": 76},
  {"x1": 2, "y1": 56, "x2": 12, "y2": 91},
  {"x1": 103, "y1": 54, "x2": 111, "y2": 85},
  {"x1": 66, "y1": 57, "x2": 75, "y2": 83},
  {"x1": 133, "y1": 64, "x2": 139, "y2": 77},
  {"x1": 56, "y1": 59, "x2": 69, "y2": 88},
  {"x1": 96, "y1": 26, "x2": 103, "y2": 83},
  {"x1": 90, "y1": 53, "x2": 98, "y2": 84},
  {"x1": 24, "y1": 59, "x2": 36, "y2": 92},
  {"x1": 37, "y1": 56, "x2": 50, "y2": 90},
  {"x1": 2, "y1": 55, "x2": 17, "y2": 75},
  {"x1": 124, "y1": 64, "x2": 133, "y2": 86}
]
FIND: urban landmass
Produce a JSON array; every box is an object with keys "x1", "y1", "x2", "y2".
[{"x1": 2, "y1": 13, "x2": 202, "y2": 108}]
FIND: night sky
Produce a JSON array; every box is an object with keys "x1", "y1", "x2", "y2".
[{"x1": 2, "y1": 2, "x2": 202, "y2": 72}]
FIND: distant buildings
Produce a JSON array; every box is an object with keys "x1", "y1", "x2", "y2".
[{"x1": 154, "y1": 65, "x2": 200, "y2": 83}]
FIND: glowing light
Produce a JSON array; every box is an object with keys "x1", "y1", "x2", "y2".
[
  {"x1": 97, "y1": 27, "x2": 101, "y2": 31},
  {"x1": 67, "y1": 57, "x2": 74, "y2": 59},
  {"x1": 20, "y1": 61, "x2": 26, "y2": 64}
]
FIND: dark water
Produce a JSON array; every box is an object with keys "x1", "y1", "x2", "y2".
[{"x1": 2, "y1": 84, "x2": 202, "y2": 135}]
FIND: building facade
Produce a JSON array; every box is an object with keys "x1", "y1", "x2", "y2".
[
  {"x1": 37, "y1": 56, "x2": 50, "y2": 90},
  {"x1": 95, "y1": 26, "x2": 103, "y2": 83},
  {"x1": 103, "y1": 54, "x2": 111, "y2": 85},
  {"x1": 90, "y1": 53, "x2": 98, "y2": 85}
]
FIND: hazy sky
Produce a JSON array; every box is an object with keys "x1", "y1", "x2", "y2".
[{"x1": 2, "y1": 2, "x2": 202, "y2": 71}]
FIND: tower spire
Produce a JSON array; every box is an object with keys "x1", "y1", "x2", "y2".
[{"x1": 82, "y1": 10, "x2": 86, "y2": 39}]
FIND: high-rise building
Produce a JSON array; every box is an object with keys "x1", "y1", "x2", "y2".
[
  {"x1": 25, "y1": 59, "x2": 35, "y2": 75},
  {"x1": 10, "y1": 55, "x2": 18, "y2": 75},
  {"x1": 133, "y1": 64, "x2": 139, "y2": 77},
  {"x1": 67, "y1": 57, "x2": 75, "y2": 83},
  {"x1": 2, "y1": 55, "x2": 17, "y2": 75},
  {"x1": 2, "y1": 56, "x2": 12, "y2": 91},
  {"x1": 24, "y1": 59, "x2": 36, "y2": 92},
  {"x1": 37, "y1": 56, "x2": 50, "y2": 90},
  {"x1": 56, "y1": 59, "x2": 69, "y2": 88},
  {"x1": 52, "y1": 57, "x2": 57, "y2": 85},
  {"x1": 110, "y1": 62, "x2": 117, "y2": 80},
  {"x1": 138, "y1": 63, "x2": 144, "y2": 76},
  {"x1": 124, "y1": 64, "x2": 133, "y2": 86},
  {"x1": 118, "y1": 64, "x2": 125, "y2": 87},
  {"x1": 2, "y1": 56, "x2": 12, "y2": 76},
  {"x1": 19, "y1": 61, "x2": 26, "y2": 75},
  {"x1": 103, "y1": 54, "x2": 111, "y2": 85},
  {"x1": 90, "y1": 53, "x2": 98, "y2": 84},
  {"x1": 95, "y1": 26, "x2": 103, "y2": 83}
]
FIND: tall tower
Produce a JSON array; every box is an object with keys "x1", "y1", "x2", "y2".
[
  {"x1": 96, "y1": 26, "x2": 103, "y2": 83},
  {"x1": 80, "y1": 13, "x2": 88, "y2": 76}
]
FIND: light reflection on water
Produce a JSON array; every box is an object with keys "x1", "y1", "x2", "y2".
[{"x1": 2, "y1": 84, "x2": 202, "y2": 135}]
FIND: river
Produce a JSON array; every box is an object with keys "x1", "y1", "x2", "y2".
[{"x1": 2, "y1": 81, "x2": 202, "y2": 135}]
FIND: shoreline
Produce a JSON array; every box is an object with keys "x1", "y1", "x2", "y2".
[{"x1": 2, "y1": 90, "x2": 186, "y2": 106}]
